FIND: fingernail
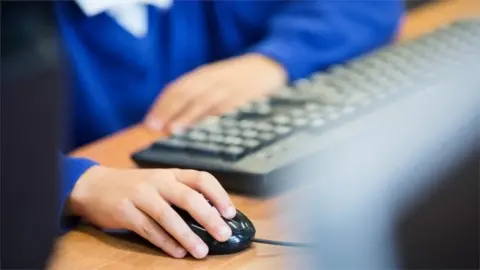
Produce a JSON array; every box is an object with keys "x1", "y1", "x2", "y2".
[
  {"x1": 223, "y1": 206, "x2": 236, "y2": 219},
  {"x1": 193, "y1": 243, "x2": 208, "y2": 259},
  {"x1": 146, "y1": 118, "x2": 163, "y2": 131},
  {"x1": 217, "y1": 225, "x2": 231, "y2": 239},
  {"x1": 175, "y1": 247, "x2": 187, "y2": 258}
]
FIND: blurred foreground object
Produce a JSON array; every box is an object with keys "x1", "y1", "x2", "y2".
[
  {"x1": 282, "y1": 19, "x2": 479, "y2": 270},
  {"x1": 1, "y1": 2, "x2": 62, "y2": 268}
]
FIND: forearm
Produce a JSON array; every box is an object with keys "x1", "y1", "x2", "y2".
[{"x1": 251, "y1": 0, "x2": 405, "y2": 81}]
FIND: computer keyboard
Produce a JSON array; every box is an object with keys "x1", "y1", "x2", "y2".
[{"x1": 132, "y1": 19, "x2": 480, "y2": 195}]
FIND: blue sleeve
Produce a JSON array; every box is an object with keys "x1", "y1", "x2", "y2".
[
  {"x1": 251, "y1": 0, "x2": 404, "y2": 81},
  {"x1": 59, "y1": 155, "x2": 98, "y2": 232}
]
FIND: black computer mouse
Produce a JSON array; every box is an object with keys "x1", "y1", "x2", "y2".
[{"x1": 171, "y1": 206, "x2": 256, "y2": 255}]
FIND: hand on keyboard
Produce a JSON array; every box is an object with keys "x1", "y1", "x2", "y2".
[
  {"x1": 144, "y1": 53, "x2": 286, "y2": 133},
  {"x1": 134, "y1": 19, "x2": 480, "y2": 195},
  {"x1": 68, "y1": 166, "x2": 236, "y2": 259}
]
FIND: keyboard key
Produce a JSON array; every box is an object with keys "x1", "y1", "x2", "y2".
[
  {"x1": 224, "y1": 128, "x2": 241, "y2": 137},
  {"x1": 222, "y1": 109, "x2": 240, "y2": 118},
  {"x1": 311, "y1": 73, "x2": 335, "y2": 85},
  {"x1": 201, "y1": 125, "x2": 223, "y2": 134},
  {"x1": 304, "y1": 103, "x2": 321, "y2": 111},
  {"x1": 154, "y1": 138, "x2": 188, "y2": 150},
  {"x1": 238, "y1": 103, "x2": 254, "y2": 112},
  {"x1": 237, "y1": 104, "x2": 271, "y2": 118},
  {"x1": 251, "y1": 101, "x2": 273, "y2": 116},
  {"x1": 187, "y1": 131, "x2": 208, "y2": 142},
  {"x1": 197, "y1": 116, "x2": 220, "y2": 127},
  {"x1": 292, "y1": 118, "x2": 309, "y2": 128},
  {"x1": 307, "y1": 111, "x2": 325, "y2": 120},
  {"x1": 186, "y1": 142, "x2": 222, "y2": 155},
  {"x1": 258, "y1": 132, "x2": 276, "y2": 142},
  {"x1": 293, "y1": 78, "x2": 311, "y2": 91},
  {"x1": 224, "y1": 136, "x2": 243, "y2": 146},
  {"x1": 239, "y1": 120, "x2": 257, "y2": 129},
  {"x1": 255, "y1": 105, "x2": 273, "y2": 116},
  {"x1": 221, "y1": 146, "x2": 246, "y2": 160},
  {"x1": 271, "y1": 91, "x2": 309, "y2": 105},
  {"x1": 208, "y1": 134, "x2": 225, "y2": 144},
  {"x1": 316, "y1": 87, "x2": 348, "y2": 104},
  {"x1": 272, "y1": 115, "x2": 291, "y2": 125},
  {"x1": 289, "y1": 108, "x2": 306, "y2": 117},
  {"x1": 242, "y1": 139, "x2": 261, "y2": 149},
  {"x1": 273, "y1": 125, "x2": 293, "y2": 136},
  {"x1": 242, "y1": 129, "x2": 259, "y2": 139},
  {"x1": 254, "y1": 122, "x2": 275, "y2": 132},
  {"x1": 220, "y1": 119, "x2": 238, "y2": 128},
  {"x1": 172, "y1": 128, "x2": 188, "y2": 137},
  {"x1": 309, "y1": 119, "x2": 326, "y2": 131},
  {"x1": 196, "y1": 117, "x2": 222, "y2": 133}
]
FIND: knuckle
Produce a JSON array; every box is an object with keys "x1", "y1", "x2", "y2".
[
  {"x1": 116, "y1": 199, "x2": 133, "y2": 221},
  {"x1": 137, "y1": 220, "x2": 153, "y2": 236},
  {"x1": 161, "y1": 170, "x2": 177, "y2": 183},
  {"x1": 149, "y1": 170, "x2": 174, "y2": 185},
  {"x1": 133, "y1": 182, "x2": 151, "y2": 199},
  {"x1": 152, "y1": 203, "x2": 170, "y2": 223},
  {"x1": 137, "y1": 221, "x2": 163, "y2": 245},
  {"x1": 195, "y1": 171, "x2": 213, "y2": 188}
]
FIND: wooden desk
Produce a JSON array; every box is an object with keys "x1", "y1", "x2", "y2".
[{"x1": 50, "y1": 1, "x2": 480, "y2": 269}]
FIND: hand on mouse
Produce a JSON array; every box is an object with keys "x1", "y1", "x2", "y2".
[
  {"x1": 68, "y1": 166, "x2": 236, "y2": 259},
  {"x1": 144, "y1": 53, "x2": 286, "y2": 133}
]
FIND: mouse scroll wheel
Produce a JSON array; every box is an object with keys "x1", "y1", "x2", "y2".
[{"x1": 227, "y1": 220, "x2": 241, "y2": 232}]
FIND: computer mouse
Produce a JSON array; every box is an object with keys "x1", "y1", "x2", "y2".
[{"x1": 171, "y1": 205, "x2": 256, "y2": 255}]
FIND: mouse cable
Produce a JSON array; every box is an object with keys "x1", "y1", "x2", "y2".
[{"x1": 252, "y1": 238, "x2": 313, "y2": 248}]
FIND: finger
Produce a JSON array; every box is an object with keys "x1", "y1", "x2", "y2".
[
  {"x1": 208, "y1": 85, "x2": 250, "y2": 115},
  {"x1": 146, "y1": 72, "x2": 215, "y2": 132},
  {"x1": 121, "y1": 199, "x2": 187, "y2": 258},
  {"x1": 210, "y1": 82, "x2": 273, "y2": 115},
  {"x1": 167, "y1": 87, "x2": 231, "y2": 132},
  {"x1": 158, "y1": 177, "x2": 232, "y2": 242},
  {"x1": 171, "y1": 169, "x2": 236, "y2": 219},
  {"x1": 133, "y1": 188, "x2": 209, "y2": 259}
]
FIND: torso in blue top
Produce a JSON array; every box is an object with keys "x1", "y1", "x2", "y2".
[{"x1": 55, "y1": 1, "x2": 403, "y2": 147}]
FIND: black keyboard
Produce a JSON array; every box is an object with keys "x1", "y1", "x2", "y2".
[{"x1": 132, "y1": 20, "x2": 480, "y2": 195}]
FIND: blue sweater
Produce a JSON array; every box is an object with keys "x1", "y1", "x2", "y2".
[{"x1": 56, "y1": 0, "x2": 403, "y2": 224}]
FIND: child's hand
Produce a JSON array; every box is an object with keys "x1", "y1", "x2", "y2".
[
  {"x1": 69, "y1": 166, "x2": 236, "y2": 259},
  {"x1": 144, "y1": 53, "x2": 286, "y2": 132}
]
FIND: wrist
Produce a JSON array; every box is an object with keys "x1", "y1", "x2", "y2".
[
  {"x1": 245, "y1": 53, "x2": 288, "y2": 85},
  {"x1": 68, "y1": 165, "x2": 105, "y2": 217}
]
